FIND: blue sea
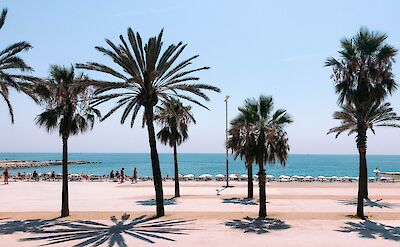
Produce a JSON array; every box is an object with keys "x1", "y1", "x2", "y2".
[{"x1": 0, "y1": 153, "x2": 399, "y2": 178}]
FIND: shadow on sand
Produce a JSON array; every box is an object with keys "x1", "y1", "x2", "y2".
[
  {"x1": 225, "y1": 216, "x2": 290, "y2": 234},
  {"x1": 338, "y1": 199, "x2": 397, "y2": 209},
  {"x1": 136, "y1": 198, "x2": 177, "y2": 206},
  {"x1": 338, "y1": 220, "x2": 400, "y2": 241},
  {"x1": 0, "y1": 214, "x2": 194, "y2": 246},
  {"x1": 222, "y1": 198, "x2": 259, "y2": 205}
]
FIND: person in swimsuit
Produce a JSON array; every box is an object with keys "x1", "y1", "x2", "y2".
[
  {"x1": 132, "y1": 167, "x2": 138, "y2": 183},
  {"x1": 120, "y1": 168, "x2": 125, "y2": 183},
  {"x1": 3, "y1": 169, "x2": 9, "y2": 184}
]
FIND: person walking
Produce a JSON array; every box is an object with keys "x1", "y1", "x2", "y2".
[
  {"x1": 120, "y1": 168, "x2": 125, "y2": 183},
  {"x1": 3, "y1": 168, "x2": 9, "y2": 184},
  {"x1": 132, "y1": 167, "x2": 138, "y2": 184}
]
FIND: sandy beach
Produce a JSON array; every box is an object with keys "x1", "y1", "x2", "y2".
[{"x1": 0, "y1": 181, "x2": 399, "y2": 246}]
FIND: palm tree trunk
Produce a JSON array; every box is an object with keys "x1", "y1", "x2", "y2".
[
  {"x1": 247, "y1": 161, "x2": 253, "y2": 199},
  {"x1": 258, "y1": 163, "x2": 267, "y2": 217},
  {"x1": 61, "y1": 137, "x2": 69, "y2": 217},
  {"x1": 356, "y1": 119, "x2": 368, "y2": 219},
  {"x1": 173, "y1": 143, "x2": 180, "y2": 197},
  {"x1": 145, "y1": 106, "x2": 165, "y2": 217}
]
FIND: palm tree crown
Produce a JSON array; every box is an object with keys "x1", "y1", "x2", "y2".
[
  {"x1": 76, "y1": 28, "x2": 220, "y2": 125},
  {"x1": 328, "y1": 102, "x2": 400, "y2": 137},
  {"x1": 34, "y1": 65, "x2": 100, "y2": 137},
  {"x1": 325, "y1": 27, "x2": 397, "y2": 106},
  {"x1": 155, "y1": 100, "x2": 196, "y2": 147},
  {"x1": 0, "y1": 8, "x2": 34, "y2": 123},
  {"x1": 229, "y1": 95, "x2": 292, "y2": 165}
]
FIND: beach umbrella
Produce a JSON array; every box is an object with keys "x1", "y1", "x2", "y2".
[
  {"x1": 215, "y1": 174, "x2": 225, "y2": 178},
  {"x1": 240, "y1": 174, "x2": 248, "y2": 180},
  {"x1": 229, "y1": 174, "x2": 238, "y2": 179}
]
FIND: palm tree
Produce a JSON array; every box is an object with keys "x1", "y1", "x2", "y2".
[
  {"x1": 0, "y1": 8, "x2": 35, "y2": 123},
  {"x1": 76, "y1": 28, "x2": 220, "y2": 217},
  {"x1": 228, "y1": 106, "x2": 257, "y2": 199},
  {"x1": 34, "y1": 65, "x2": 100, "y2": 217},
  {"x1": 328, "y1": 102, "x2": 400, "y2": 197},
  {"x1": 155, "y1": 100, "x2": 195, "y2": 198},
  {"x1": 326, "y1": 27, "x2": 398, "y2": 218},
  {"x1": 228, "y1": 95, "x2": 292, "y2": 217}
]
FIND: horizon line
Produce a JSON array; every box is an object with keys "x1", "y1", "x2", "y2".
[{"x1": 1, "y1": 152, "x2": 400, "y2": 156}]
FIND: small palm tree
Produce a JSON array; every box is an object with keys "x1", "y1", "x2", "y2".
[
  {"x1": 228, "y1": 106, "x2": 258, "y2": 199},
  {"x1": 326, "y1": 27, "x2": 398, "y2": 218},
  {"x1": 228, "y1": 95, "x2": 292, "y2": 217},
  {"x1": 0, "y1": 8, "x2": 35, "y2": 123},
  {"x1": 155, "y1": 100, "x2": 195, "y2": 197},
  {"x1": 328, "y1": 102, "x2": 400, "y2": 138},
  {"x1": 329, "y1": 102, "x2": 400, "y2": 198},
  {"x1": 76, "y1": 28, "x2": 220, "y2": 217},
  {"x1": 34, "y1": 65, "x2": 100, "y2": 217}
]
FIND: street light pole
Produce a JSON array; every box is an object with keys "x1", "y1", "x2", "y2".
[{"x1": 224, "y1": 95, "x2": 230, "y2": 187}]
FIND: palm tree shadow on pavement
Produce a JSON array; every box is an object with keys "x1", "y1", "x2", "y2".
[
  {"x1": 225, "y1": 216, "x2": 290, "y2": 234},
  {"x1": 337, "y1": 220, "x2": 400, "y2": 241},
  {"x1": 222, "y1": 198, "x2": 259, "y2": 205},
  {"x1": 137, "y1": 198, "x2": 177, "y2": 206},
  {"x1": 0, "y1": 214, "x2": 195, "y2": 246},
  {"x1": 338, "y1": 199, "x2": 397, "y2": 209}
]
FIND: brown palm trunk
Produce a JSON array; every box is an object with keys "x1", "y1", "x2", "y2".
[
  {"x1": 247, "y1": 161, "x2": 253, "y2": 199},
  {"x1": 258, "y1": 163, "x2": 266, "y2": 217},
  {"x1": 356, "y1": 119, "x2": 368, "y2": 219},
  {"x1": 145, "y1": 106, "x2": 165, "y2": 217},
  {"x1": 61, "y1": 137, "x2": 69, "y2": 217},
  {"x1": 173, "y1": 143, "x2": 180, "y2": 197}
]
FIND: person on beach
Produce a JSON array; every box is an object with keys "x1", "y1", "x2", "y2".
[
  {"x1": 132, "y1": 167, "x2": 138, "y2": 183},
  {"x1": 32, "y1": 171, "x2": 39, "y2": 181},
  {"x1": 110, "y1": 170, "x2": 114, "y2": 180},
  {"x1": 3, "y1": 169, "x2": 9, "y2": 184},
  {"x1": 115, "y1": 170, "x2": 120, "y2": 179},
  {"x1": 120, "y1": 168, "x2": 125, "y2": 183},
  {"x1": 50, "y1": 171, "x2": 55, "y2": 181}
]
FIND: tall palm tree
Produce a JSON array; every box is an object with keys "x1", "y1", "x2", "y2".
[
  {"x1": 326, "y1": 27, "x2": 398, "y2": 218},
  {"x1": 34, "y1": 65, "x2": 100, "y2": 217},
  {"x1": 0, "y1": 8, "x2": 35, "y2": 123},
  {"x1": 76, "y1": 28, "x2": 220, "y2": 217},
  {"x1": 228, "y1": 95, "x2": 292, "y2": 217},
  {"x1": 155, "y1": 100, "x2": 195, "y2": 198}
]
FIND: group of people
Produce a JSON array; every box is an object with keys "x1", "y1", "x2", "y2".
[
  {"x1": 3, "y1": 167, "x2": 138, "y2": 184},
  {"x1": 2, "y1": 169, "x2": 43, "y2": 184},
  {"x1": 109, "y1": 167, "x2": 138, "y2": 184}
]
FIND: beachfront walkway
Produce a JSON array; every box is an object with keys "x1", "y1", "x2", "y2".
[{"x1": 0, "y1": 181, "x2": 399, "y2": 246}]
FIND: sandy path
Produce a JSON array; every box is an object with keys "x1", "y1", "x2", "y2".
[{"x1": 0, "y1": 181, "x2": 399, "y2": 246}]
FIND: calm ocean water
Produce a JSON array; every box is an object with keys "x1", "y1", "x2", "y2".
[{"x1": 0, "y1": 153, "x2": 399, "y2": 178}]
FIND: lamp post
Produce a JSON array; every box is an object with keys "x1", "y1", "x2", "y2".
[{"x1": 224, "y1": 95, "x2": 230, "y2": 187}]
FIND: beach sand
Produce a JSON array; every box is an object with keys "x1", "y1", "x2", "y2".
[{"x1": 0, "y1": 181, "x2": 399, "y2": 246}]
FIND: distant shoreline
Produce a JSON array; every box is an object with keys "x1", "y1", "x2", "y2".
[{"x1": 0, "y1": 160, "x2": 100, "y2": 169}]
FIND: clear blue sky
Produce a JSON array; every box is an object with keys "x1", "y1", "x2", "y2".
[{"x1": 1, "y1": 0, "x2": 400, "y2": 154}]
